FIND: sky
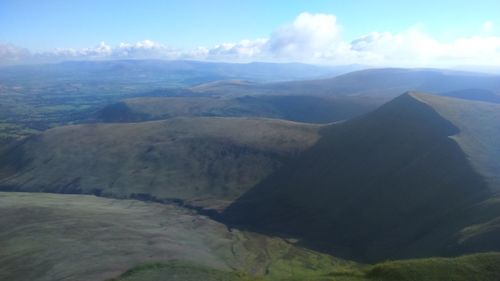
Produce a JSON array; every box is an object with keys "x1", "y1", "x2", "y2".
[{"x1": 1, "y1": 0, "x2": 500, "y2": 66}]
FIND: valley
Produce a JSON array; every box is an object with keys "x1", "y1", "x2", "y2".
[
  {"x1": 1, "y1": 60, "x2": 500, "y2": 281},
  {"x1": 4, "y1": 2, "x2": 500, "y2": 280}
]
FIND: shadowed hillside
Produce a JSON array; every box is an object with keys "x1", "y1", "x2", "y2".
[
  {"x1": 0, "y1": 118, "x2": 320, "y2": 209},
  {"x1": 223, "y1": 92, "x2": 500, "y2": 262},
  {"x1": 98, "y1": 95, "x2": 379, "y2": 124}
]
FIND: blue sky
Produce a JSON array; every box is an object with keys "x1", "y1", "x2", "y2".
[{"x1": 1, "y1": 0, "x2": 499, "y2": 65}]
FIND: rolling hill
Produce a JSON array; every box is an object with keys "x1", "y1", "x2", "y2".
[
  {"x1": 98, "y1": 95, "x2": 379, "y2": 124},
  {"x1": 440, "y1": 89, "x2": 500, "y2": 103},
  {"x1": 0, "y1": 60, "x2": 359, "y2": 142},
  {"x1": 193, "y1": 68, "x2": 500, "y2": 100},
  {"x1": 96, "y1": 68, "x2": 500, "y2": 128},
  {"x1": 223, "y1": 92, "x2": 500, "y2": 262},
  {"x1": 0, "y1": 117, "x2": 320, "y2": 210}
]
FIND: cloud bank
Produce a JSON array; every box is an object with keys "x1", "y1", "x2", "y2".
[{"x1": 1, "y1": 13, "x2": 499, "y2": 66}]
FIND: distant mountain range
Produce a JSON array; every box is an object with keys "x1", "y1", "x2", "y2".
[
  {"x1": 193, "y1": 68, "x2": 500, "y2": 99},
  {"x1": 98, "y1": 67, "x2": 500, "y2": 125},
  {"x1": 0, "y1": 60, "x2": 364, "y2": 86}
]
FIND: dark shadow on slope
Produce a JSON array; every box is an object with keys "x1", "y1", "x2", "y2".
[{"x1": 221, "y1": 92, "x2": 491, "y2": 262}]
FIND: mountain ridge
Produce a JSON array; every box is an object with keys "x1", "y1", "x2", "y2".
[
  {"x1": 0, "y1": 117, "x2": 320, "y2": 210},
  {"x1": 222, "y1": 92, "x2": 499, "y2": 261}
]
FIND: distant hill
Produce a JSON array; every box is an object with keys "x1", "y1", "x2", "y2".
[
  {"x1": 0, "y1": 60, "x2": 360, "y2": 86},
  {"x1": 223, "y1": 93, "x2": 500, "y2": 262},
  {"x1": 0, "y1": 118, "x2": 320, "y2": 210},
  {"x1": 97, "y1": 68, "x2": 500, "y2": 127},
  {"x1": 98, "y1": 95, "x2": 380, "y2": 124},
  {"x1": 440, "y1": 89, "x2": 500, "y2": 103},
  {"x1": 194, "y1": 68, "x2": 500, "y2": 100}
]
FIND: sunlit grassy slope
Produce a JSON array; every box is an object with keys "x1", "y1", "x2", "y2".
[
  {"x1": 0, "y1": 192, "x2": 357, "y2": 281},
  {"x1": 0, "y1": 117, "x2": 319, "y2": 209},
  {"x1": 111, "y1": 253, "x2": 500, "y2": 281},
  {"x1": 414, "y1": 93, "x2": 500, "y2": 190}
]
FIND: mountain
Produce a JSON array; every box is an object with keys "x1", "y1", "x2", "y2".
[
  {"x1": 222, "y1": 93, "x2": 500, "y2": 262},
  {"x1": 97, "y1": 68, "x2": 500, "y2": 127},
  {"x1": 0, "y1": 117, "x2": 320, "y2": 210}
]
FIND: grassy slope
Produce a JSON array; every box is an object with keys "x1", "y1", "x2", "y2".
[
  {"x1": 107, "y1": 262, "x2": 263, "y2": 281},
  {"x1": 98, "y1": 95, "x2": 379, "y2": 124},
  {"x1": 365, "y1": 252, "x2": 500, "y2": 281},
  {"x1": 0, "y1": 192, "x2": 357, "y2": 281},
  {"x1": 112, "y1": 253, "x2": 500, "y2": 281},
  {"x1": 223, "y1": 93, "x2": 498, "y2": 261},
  {"x1": 0, "y1": 117, "x2": 319, "y2": 209},
  {"x1": 414, "y1": 93, "x2": 500, "y2": 190},
  {"x1": 98, "y1": 96, "x2": 279, "y2": 123},
  {"x1": 3, "y1": 192, "x2": 500, "y2": 281}
]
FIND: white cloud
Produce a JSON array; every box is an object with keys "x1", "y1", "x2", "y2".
[
  {"x1": 2, "y1": 13, "x2": 500, "y2": 66},
  {"x1": 349, "y1": 28, "x2": 445, "y2": 65},
  {"x1": 48, "y1": 41, "x2": 113, "y2": 58},
  {"x1": 207, "y1": 38, "x2": 268, "y2": 59},
  {"x1": 265, "y1": 12, "x2": 341, "y2": 59},
  {"x1": 114, "y1": 40, "x2": 179, "y2": 58},
  {"x1": 0, "y1": 43, "x2": 31, "y2": 63},
  {"x1": 482, "y1": 21, "x2": 494, "y2": 33},
  {"x1": 349, "y1": 27, "x2": 500, "y2": 66}
]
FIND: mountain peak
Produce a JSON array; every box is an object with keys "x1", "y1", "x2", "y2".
[{"x1": 223, "y1": 92, "x2": 496, "y2": 262}]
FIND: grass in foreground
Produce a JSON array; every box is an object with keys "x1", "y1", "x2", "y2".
[
  {"x1": 366, "y1": 252, "x2": 500, "y2": 281},
  {"x1": 110, "y1": 252, "x2": 500, "y2": 281},
  {"x1": 107, "y1": 261, "x2": 262, "y2": 281}
]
